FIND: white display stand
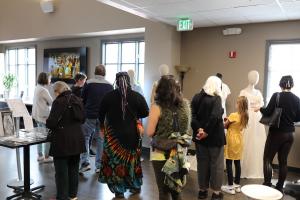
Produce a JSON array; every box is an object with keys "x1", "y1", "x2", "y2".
[
  {"x1": 4, "y1": 99, "x2": 34, "y2": 189},
  {"x1": 241, "y1": 184, "x2": 283, "y2": 200}
]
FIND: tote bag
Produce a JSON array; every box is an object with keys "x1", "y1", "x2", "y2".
[{"x1": 259, "y1": 93, "x2": 282, "y2": 128}]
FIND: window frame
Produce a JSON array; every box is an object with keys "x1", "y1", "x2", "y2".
[
  {"x1": 264, "y1": 39, "x2": 300, "y2": 103},
  {"x1": 4, "y1": 46, "x2": 37, "y2": 98},
  {"x1": 101, "y1": 38, "x2": 145, "y2": 85}
]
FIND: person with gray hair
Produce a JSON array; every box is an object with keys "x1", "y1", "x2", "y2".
[
  {"x1": 46, "y1": 81, "x2": 86, "y2": 200},
  {"x1": 80, "y1": 65, "x2": 113, "y2": 174},
  {"x1": 191, "y1": 76, "x2": 225, "y2": 200}
]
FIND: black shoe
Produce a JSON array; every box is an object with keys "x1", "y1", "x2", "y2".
[
  {"x1": 198, "y1": 190, "x2": 208, "y2": 199},
  {"x1": 89, "y1": 149, "x2": 96, "y2": 157},
  {"x1": 129, "y1": 188, "x2": 141, "y2": 195},
  {"x1": 115, "y1": 192, "x2": 124, "y2": 198},
  {"x1": 263, "y1": 182, "x2": 272, "y2": 187},
  {"x1": 211, "y1": 192, "x2": 223, "y2": 200}
]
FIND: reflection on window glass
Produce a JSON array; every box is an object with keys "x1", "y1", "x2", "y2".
[
  {"x1": 102, "y1": 39, "x2": 144, "y2": 91},
  {"x1": 139, "y1": 42, "x2": 145, "y2": 63},
  {"x1": 121, "y1": 64, "x2": 135, "y2": 72},
  {"x1": 266, "y1": 43, "x2": 300, "y2": 102},
  {"x1": 28, "y1": 48, "x2": 36, "y2": 64},
  {"x1": 18, "y1": 49, "x2": 26, "y2": 64},
  {"x1": 105, "y1": 43, "x2": 118, "y2": 64},
  {"x1": 8, "y1": 50, "x2": 16, "y2": 66},
  {"x1": 105, "y1": 64, "x2": 118, "y2": 84},
  {"x1": 5, "y1": 48, "x2": 36, "y2": 98},
  {"x1": 122, "y1": 42, "x2": 136, "y2": 63}
]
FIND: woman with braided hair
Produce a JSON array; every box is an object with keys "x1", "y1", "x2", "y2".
[{"x1": 98, "y1": 72, "x2": 149, "y2": 198}]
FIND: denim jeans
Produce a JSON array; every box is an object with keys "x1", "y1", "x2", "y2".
[
  {"x1": 36, "y1": 121, "x2": 50, "y2": 157},
  {"x1": 54, "y1": 155, "x2": 80, "y2": 200},
  {"x1": 80, "y1": 118, "x2": 103, "y2": 169}
]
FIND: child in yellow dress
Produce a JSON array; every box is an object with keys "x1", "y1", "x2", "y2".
[{"x1": 221, "y1": 96, "x2": 249, "y2": 195}]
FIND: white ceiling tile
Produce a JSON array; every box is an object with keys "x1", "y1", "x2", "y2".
[
  {"x1": 98, "y1": 0, "x2": 300, "y2": 28},
  {"x1": 281, "y1": 1, "x2": 300, "y2": 12}
]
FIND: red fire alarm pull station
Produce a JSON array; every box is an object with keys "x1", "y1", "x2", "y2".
[{"x1": 229, "y1": 51, "x2": 236, "y2": 58}]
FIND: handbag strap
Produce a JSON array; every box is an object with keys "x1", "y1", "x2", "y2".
[
  {"x1": 172, "y1": 110, "x2": 180, "y2": 132},
  {"x1": 57, "y1": 94, "x2": 72, "y2": 125},
  {"x1": 275, "y1": 93, "x2": 280, "y2": 108}
]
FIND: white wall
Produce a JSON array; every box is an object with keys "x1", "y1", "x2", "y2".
[{"x1": 0, "y1": 0, "x2": 182, "y2": 148}]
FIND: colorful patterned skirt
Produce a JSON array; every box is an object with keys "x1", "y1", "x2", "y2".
[{"x1": 98, "y1": 127, "x2": 143, "y2": 194}]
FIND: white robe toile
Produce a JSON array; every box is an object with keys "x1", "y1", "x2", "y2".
[{"x1": 239, "y1": 89, "x2": 266, "y2": 178}]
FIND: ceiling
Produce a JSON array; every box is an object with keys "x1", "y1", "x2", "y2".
[{"x1": 97, "y1": 0, "x2": 300, "y2": 27}]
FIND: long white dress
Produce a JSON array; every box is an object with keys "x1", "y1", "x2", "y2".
[{"x1": 240, "y1": 89, "x2": 266, "y2": 178}]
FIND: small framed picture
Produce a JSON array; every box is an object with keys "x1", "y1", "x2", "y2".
[{"x1": 0, "y1": 111, "x2": 15, "y2": 137}]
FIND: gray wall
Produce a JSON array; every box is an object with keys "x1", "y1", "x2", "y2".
[{"x1": 181, "y1": 20, "x2": 300, "y2": 168}]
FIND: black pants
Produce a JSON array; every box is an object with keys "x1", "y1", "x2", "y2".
[
  {"x1": 152, "y1": 160, "x2": 181, "y2": 200},
  {"x1": 226, "y1": 159, "x2": 241, "y2": 185},
  {"x1": 263, "y1": 132, "x2": 294, "y2": 189},
  {"x1": 54, "y1": 155, "x2": 80, "y2": 200}
]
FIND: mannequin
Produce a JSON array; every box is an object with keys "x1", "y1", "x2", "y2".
[
  {"x1": 216, "y1": 73, "x2": 231, "y2": 118},
  {"x1": 239, "y1": 70, "x2": 266, "y2": 178},
  {"x1": 150, "y1": 64, "x2": 170, "y2": 104},
  {"x1": 127, "y1": 69, "x2": 144, "y2": 95}
]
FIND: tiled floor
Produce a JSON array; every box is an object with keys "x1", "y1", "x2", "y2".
[{"x1": 0, "y1": 146, "x2": 299, "y2": 200}]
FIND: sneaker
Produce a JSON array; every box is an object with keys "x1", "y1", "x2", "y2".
[
  {"x1": 95, "y1": 168, "x2": 100, "y2": 173},
  {"x1": 79, "y1": 163, "x2": 91, "y2": 173},
  {"x1": 89, "y1": 149, "x2": 96, "y2": 157},
  {"x1": 115, "y1": 192, "x2": 124, "y2": 198},
  {"x1": 211, "y1": 192, "x2": 223, "y2": 200},
  {"x1": 221, "y1": 185, "x2": 236, "y2": 195},
  {"x1": 43, "y1": 157, "x2": 53, "y2": 163},
  {"x1": 69, "y1": 197, "x2": 78, "y2": 200},
  {"x1": 37, "y1": 156, "x2": 44, "y2": 162},
  {"x1": 233, "y1": 183, "x2": 241, "y2": 193},
  {"x1": 198, "y1": 190, "x2": 208, "y2": 199}
]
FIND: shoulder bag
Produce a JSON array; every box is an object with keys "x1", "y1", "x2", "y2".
[
  {"x1": 259, "y1": 93, "x2": 282, "y2": 128},
  {"x1": 151, "y1": 110, "x2": 179, "y2": 151}
]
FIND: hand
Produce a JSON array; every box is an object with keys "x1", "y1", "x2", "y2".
[
  {"x1": 137, "y1": 120, "x2": 144, "y2": 136},
  {"x1": 196, "y1": 128, "x2": 208, "y2": 140},
  {"x1": 99, "y1": 127, "x2": 104, "y2": 139},
  {"x1": 254, "y1": 107, "x2": 261, "y2": 112}
]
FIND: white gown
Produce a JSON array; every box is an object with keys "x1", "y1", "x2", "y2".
[{"x1": 240, "y1": 89, "x2": 266, "y2": 178}]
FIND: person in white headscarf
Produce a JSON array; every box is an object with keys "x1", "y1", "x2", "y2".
[
  {"x1": 191, "y1": 76, "x2": 226, "y2": 200},
  {"x1": 128, "y1": 69, "x2": 144, "y2": 96}
]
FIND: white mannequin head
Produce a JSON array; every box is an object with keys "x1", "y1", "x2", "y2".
[
  {"x1": 248, "y1": 70, "x2": 259, "y2": 86},
  {"x1": 127, "y1": 69, "x2": 135, "y2": 85},
  {"x1": 159, "y1": 64, "x2": 169, "y2": 76}
]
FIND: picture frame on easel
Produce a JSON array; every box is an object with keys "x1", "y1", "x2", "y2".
[{"x1": 0, "y1": 111, "x2": 15, "y2": 137}]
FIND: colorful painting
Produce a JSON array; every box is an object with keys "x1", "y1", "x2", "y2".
[{"x1": 48, "y1": 53, "x2": 80, "y2": 79}]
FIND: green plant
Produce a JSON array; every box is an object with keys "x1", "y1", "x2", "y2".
[{"x1": 3, "y1": 73, "x2": 16, "y2": 91}]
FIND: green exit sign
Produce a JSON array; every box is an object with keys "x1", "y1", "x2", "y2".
[{"x1": 177, "y1": 19, "x2": 193, "y2": 31}]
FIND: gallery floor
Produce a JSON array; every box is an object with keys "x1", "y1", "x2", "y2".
[{"x1": 0, "y1": 146, "x2": 299, "y2": 200}]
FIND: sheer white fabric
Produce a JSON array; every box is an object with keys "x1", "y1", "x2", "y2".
[{"x1": 240, "y1": 89, "x2": 266, "y2": 178}]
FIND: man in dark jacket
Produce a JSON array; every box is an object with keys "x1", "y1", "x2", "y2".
[{"x1": 80, "y1": 65, "x2": 113, "y2": 173}]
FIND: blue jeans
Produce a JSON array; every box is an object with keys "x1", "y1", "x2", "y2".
[
  {"x1": 36, "y1": 121, "x2": 50, "y2": 157},
  {"x1": 80, "y1": 119, "x2": 103, "y2": 169}
]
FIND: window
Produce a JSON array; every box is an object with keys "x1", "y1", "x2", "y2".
[
  {"x1": 266, "y1": 41, "x2": 300, "y2": 102},
  {"x1": 5, "y1": 47, "x2": 36, "y2": 98},
  {"x1": 102, "y1": 39, "x2": 145, "y2": 88},
  {"x1": 0, "y1": 53, "x2": 4, "y2": 95}
]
